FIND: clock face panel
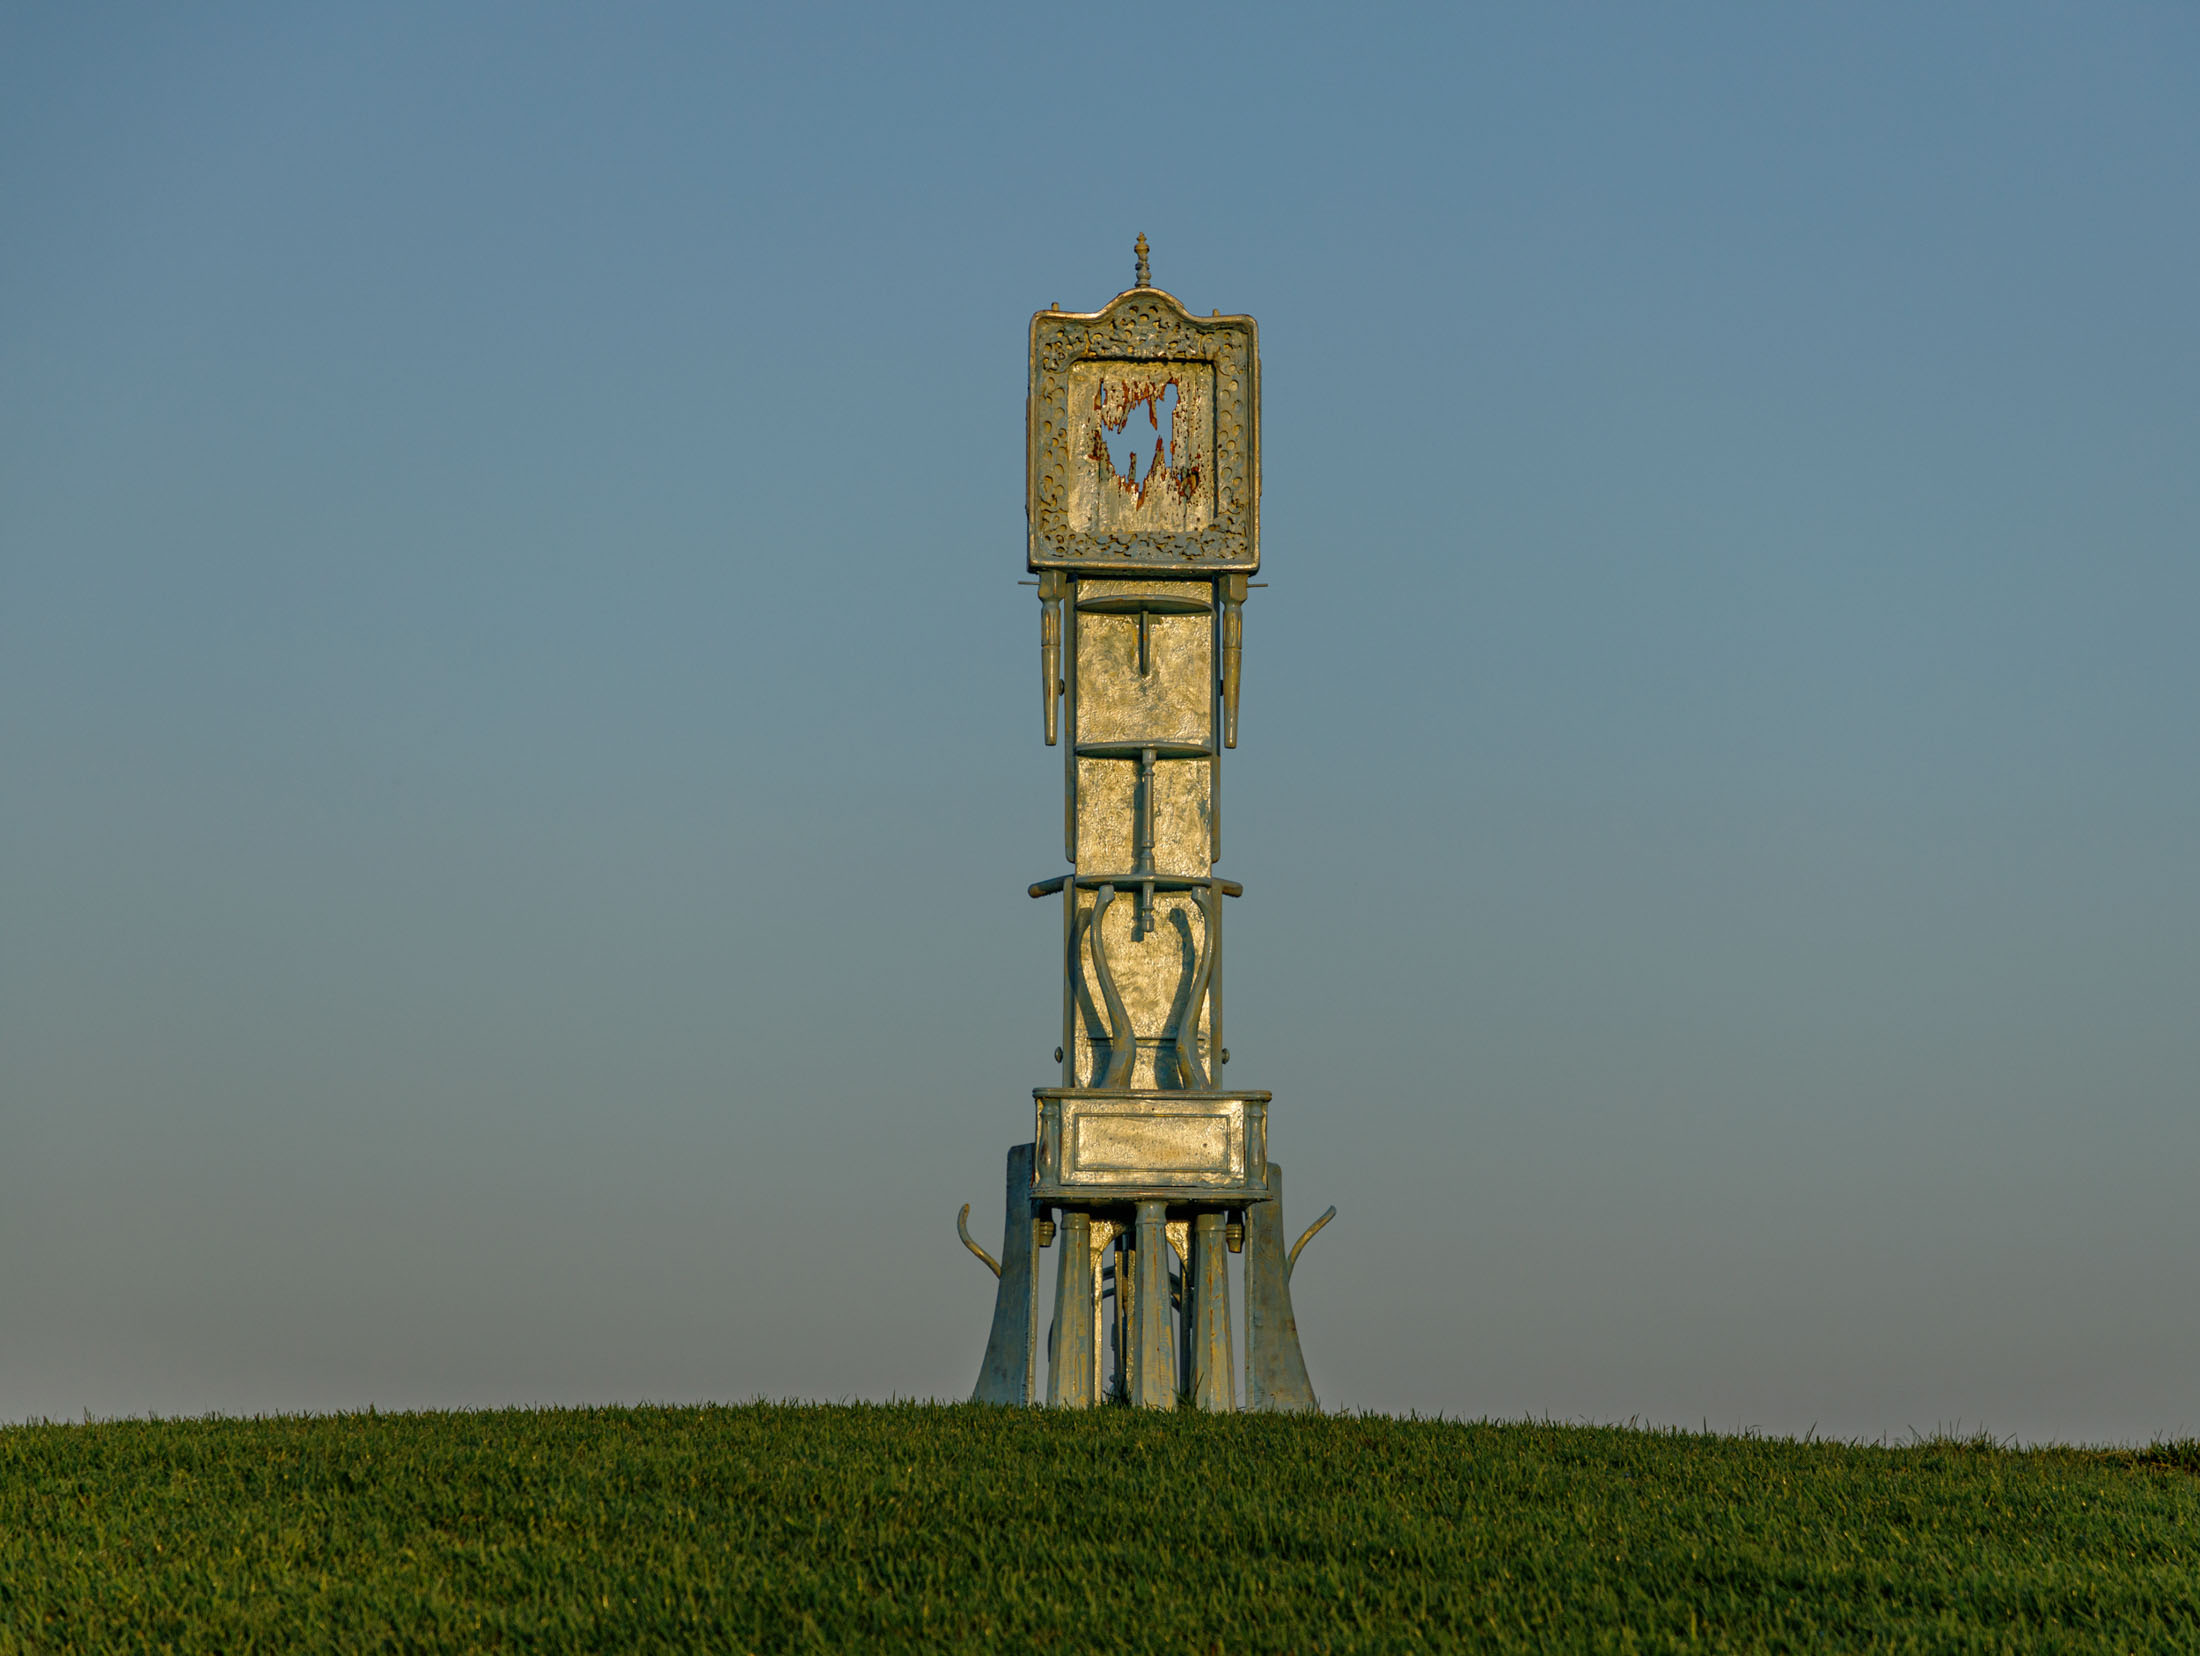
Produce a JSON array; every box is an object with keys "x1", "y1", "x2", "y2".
[
  {"x1": 1066, "y1": 361, "x2": 1217, "y2": 536},
  {"x1": 1027, "y1": 288, "x2": 1258, "y2": 574}
]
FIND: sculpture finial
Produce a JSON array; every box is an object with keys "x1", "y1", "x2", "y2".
[{"x1": 1134, "y1": 233, "x2": 1151, "y2": 288}]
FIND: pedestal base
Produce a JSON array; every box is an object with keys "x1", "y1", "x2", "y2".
[{"x1": 971, "y1": 1144, "x2": 1316, "y2": 1412}]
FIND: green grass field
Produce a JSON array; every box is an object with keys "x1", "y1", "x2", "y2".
[{"x1": 3, "y1": 1404, "x2": 2196, "y2": 1653}]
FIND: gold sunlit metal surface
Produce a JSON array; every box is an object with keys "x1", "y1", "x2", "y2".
[{"x1": 966, "y1": 240, "x2": 1322, "y2": 1412}]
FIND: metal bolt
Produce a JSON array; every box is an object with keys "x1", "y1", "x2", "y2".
[
  {"x1": 1219, "y1": 1048, "x2": 1230, "y2": 1065},
  {"x1": 1035, "y1": 1218, "x2": 1056, "y2": 1248},
  {"x1": 1054, "y1": 1047, "x2": 1064, "y2": 1063}
]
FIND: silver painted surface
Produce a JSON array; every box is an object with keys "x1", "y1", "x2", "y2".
[
  {"x1": 1288, "y1": 1205, "x2": 1338, "y2": 1279},
  {"x1": 1046, "y1": 1210, "x2": 1098, "y2": 1408},
  {"x1": 1032, "y1": 1090, "x2": 1268, "y2": 1202},
  {"x1": 972, "y1": 1143, "x2": 1040, "y2": 1406},
  {"x1": 1187, "y1": 1211, "x2": 1235, "y2": 1411},
  {"x1": 955, "y1": 1202, "x2": 1000, "y2": 1278},
  {"x1": 1064, "y1": 362, "x2": 1216, "y2": 535},
  {"x1": 1128, "y1": 1200, "x2": 1175, "y2": 1409},
  {"x1": 974, "y1": 250, "x2": 1318, "y2": 1410},
  {"x1": 1027, "y1": 275, "x2": 1259, "y2": 576},
  {"x1": 1244, "y1": 1160, "x2": 1317, "y2": 1412},
  {"x1": 1067, "y1": 576, "x2": 1215, "y2": 1088}
]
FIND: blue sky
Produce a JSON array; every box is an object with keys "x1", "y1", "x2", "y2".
[{"x1": 3, "y1": 2, "x2": 2195, "y2": 1441}]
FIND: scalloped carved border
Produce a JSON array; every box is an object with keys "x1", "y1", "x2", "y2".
[{"x1": 1028, "y1": 289, "x2": 1260, "y2": 573}]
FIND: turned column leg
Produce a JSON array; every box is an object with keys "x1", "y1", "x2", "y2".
[
  {"x1": 1127, "y1": 1199, "x2": 1176, "y2": 1409},
  {"x1": 1187, "y1": 1210, "x2": 1236, "y2": 1411},
  {"x1": 1048, "y1": 1211, "x2": 1098, "y2": 1408}
]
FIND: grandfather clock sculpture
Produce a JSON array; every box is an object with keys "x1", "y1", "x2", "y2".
[{"x1": 959, "y1": 239, "x2": 1328, "y2": 1410}]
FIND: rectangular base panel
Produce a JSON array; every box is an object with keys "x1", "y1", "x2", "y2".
[{"x1": 1033, "y1": 1089, "x2": 1270, "y2": 1204}]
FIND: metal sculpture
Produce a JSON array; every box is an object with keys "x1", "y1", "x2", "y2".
[{"x1": 963, "y1": 239, "x2": 1327, "y2": 1410}]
